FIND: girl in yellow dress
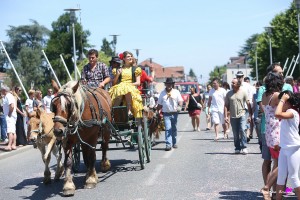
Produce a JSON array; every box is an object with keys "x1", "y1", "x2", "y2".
[{"x1": 109, "y1": 51, "x2": 143, "y2": 118}]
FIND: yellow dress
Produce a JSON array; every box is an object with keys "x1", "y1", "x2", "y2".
[{"x1": 109, "y1": 67, "x2": 143, "y2": 118}]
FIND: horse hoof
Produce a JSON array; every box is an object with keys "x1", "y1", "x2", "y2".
[
  {"x1": 84, "y1": 183, "x2": 96, "y2": 189},
  {"x1": 101, "y1": 160, "x2": 111, "y2": 172},
  {"x1": 43, "y1": 177, "x2": 51, "y2": 185},
  {"x1": 63, "y1": 189, "x2": 75, "y2": 197}
]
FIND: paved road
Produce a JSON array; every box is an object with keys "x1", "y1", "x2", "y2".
[{"x1": 0, "y1": 113, "x2": 297, "y2": 199}]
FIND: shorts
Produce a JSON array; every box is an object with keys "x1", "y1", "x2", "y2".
[
  {"x1": 6, "y1": 116, "x2": 16, "y2": 134},
  {"x1": 269, "y1": 147, "x2": 280, "y2": 159},
  {"x1": 261, "y1": 134, "x2": 271, "y2": 160},
  {"x1": 189, "y1": 110, "x2": 201, "y2": 117},
  {"x1": 211, "y1": 111, "x2": 224, "y2": 124}
]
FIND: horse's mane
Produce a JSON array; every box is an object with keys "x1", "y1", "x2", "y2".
[{"x1": 58, "y1": 81, "x2": 87, "y2": 121}]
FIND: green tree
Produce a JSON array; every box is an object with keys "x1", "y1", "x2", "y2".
[
  {"x1": 247, "y1": 2, "x2": 300, "y2": 80},
  {"x1": 4, "y1": 20, "x2": 50, "y2": 93},
  {"x1": 100, "y1": 38, "x2": 114, "y2": 57},
  {"x1": 188, "y1": 69, "x2": 196, "y2": 78},
  {"x1": 45, "y1": 13, "x2": 91, "y2": 85},
  {"x1": 208, "y1": 65, "x2": 226, "y2": 83}
]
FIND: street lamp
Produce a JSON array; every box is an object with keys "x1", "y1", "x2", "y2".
[
  {"x1": 295, "y1": 0, "x2": 300, "y2": 73},
  {"x1": 252, "y1": 42, "x2": 259, "y2": 81},
  {"x1": 109, "y1": 34, "x2": 120, "y2": 56},
  {"x1": 133, "y1": 49, "x2": 141, "y2": 62},
  {"x1": 64, "y1": 8, "x2": 81, "y2": 80},
  {"x1": 264, "y1": 26, "x2": 274, "y2": 65},
  {"x1": 243, "y1": 52, "x2": 249, "y2": 77}
]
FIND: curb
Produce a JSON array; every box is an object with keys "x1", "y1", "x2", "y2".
[{"x1": 0, "y1": 145, "x2": 33, "y2": 160}]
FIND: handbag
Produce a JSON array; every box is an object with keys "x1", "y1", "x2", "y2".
[{"x1": 191, "y1": 95, "x2": 202, "y2": 109}]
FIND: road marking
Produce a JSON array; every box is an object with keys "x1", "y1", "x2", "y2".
[
  {"x1": 145, "y1": 164, "x2": 165, "y2": 186},
  {"x1": 163, "y1": 135, "x2": 182, "y2": 159}
]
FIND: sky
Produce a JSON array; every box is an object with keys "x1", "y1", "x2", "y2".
[{"x1": 0, "y1": 0, "x2": 294, "y2": 83}]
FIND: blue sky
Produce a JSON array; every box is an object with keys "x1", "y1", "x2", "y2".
[{"x1": 0, "y1": 0, "x2": 294, "y2": 83}]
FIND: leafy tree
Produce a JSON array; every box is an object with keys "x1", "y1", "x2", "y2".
[
  {"x1": 208, "y1": 65, "x2": 226, "y2": 83},
  {"x1": 188, "y1": 69, "x2": 196, "y2": 78},
  {"x1": 238, "y1": 34, "x2": 259, "y2": 56},
  {"x1": 100, "y1": 38, "x2": 114, "y2": 57},
  {"x1": 4, "y1": 20, "x2": 50, "y2": 94},
  {"x1": 45, "y1": 13, "x2": 91, "y2": 85},
  {"x1": 247, "y1": 2, "x2": 300, "y2": 80},
  {"x1": 77, "y1": 51, "x2": 111, "y2": 73}
]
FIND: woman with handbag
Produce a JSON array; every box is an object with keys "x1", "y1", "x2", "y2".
[{"x1": 184, "y1": 86, "x2": 203, "y2": 132}]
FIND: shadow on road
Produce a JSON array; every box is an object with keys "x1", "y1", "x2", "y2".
[{"x1": 219, "y1": 190, "x2": 262, "y2": 199}]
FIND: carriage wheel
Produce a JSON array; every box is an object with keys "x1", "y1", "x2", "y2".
[
  {"x1": 137, "y1": 124, "x2": 145, "y2": 169},
  {"x1": 143, "y1": 115, "x2": 151, "y2": 163},
  {"x1": 72, "y1": 142, "x2": 81, "y2": 173}
]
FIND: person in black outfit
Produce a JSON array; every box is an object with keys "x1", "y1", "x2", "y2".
[
  {"x1": 184, "y1": 86, "x2": 203, "y2": 131},
  {"x1": 13, "y1": 87, "x2": 27, "y2": 146}
]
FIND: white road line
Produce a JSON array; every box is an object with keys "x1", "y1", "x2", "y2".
[
  {"x1": 145, "y1": 164, "x2": 165, "y2": 186},
  {"x1": 163, "y1": 135, "x2": 182, "y2": 159}
]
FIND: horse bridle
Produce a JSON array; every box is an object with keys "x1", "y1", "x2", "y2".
[
  {"x1": 51, "y1": 91, "x2": 77, "y2": 129},
  {"x1": 30, "y1": 120, "x2": 53, "y2": 140}
]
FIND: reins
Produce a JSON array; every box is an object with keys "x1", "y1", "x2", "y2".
[{"x1": 52, "y1": 85, "x2": 110, "y2": 150}]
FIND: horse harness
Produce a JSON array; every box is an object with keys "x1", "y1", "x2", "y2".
[
  {"x1": 51, "y1": 85, "x2": 109, "y2": 149},
  {"x1": 30, "y1": 120, "x2": 54, "y2": 142}
]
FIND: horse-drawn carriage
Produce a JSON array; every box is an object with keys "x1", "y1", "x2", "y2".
[
  {"x1": 71, "y1": 104, "x2": 152, "y2": 172},
  {"x1": 49, "y1": 80, "x2": 153, "y2": 196}
]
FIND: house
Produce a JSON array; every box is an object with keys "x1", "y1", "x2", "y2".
[
  {"x1": 139, "y1": 59, "x2": 187, "y2": 92},
  {"x1": 224, "y1": 56, "x2": 253, "y2": 83},
  {"x1": 139, "y1": 60, "x2": 185, "y2": 82}
]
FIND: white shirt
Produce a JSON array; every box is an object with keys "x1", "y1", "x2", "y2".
[
  {"x1": 43, "y1": 95, "x2": 54, "y2": 113},
  {"x1": 280, "y1": 109, "x2": 300, "y2": 149},
  {"x1": 149, "y1": 96, "x2": 156, "y2": 108},
  {"x1": 241, "y1": 82, "x2": 253, "y2": 104},
  {"x1": 3, "y1": 92, "x2": 17, "y2": 118},
  {"x1": 158, "y1": 89, "x2": 183, "y2": 113},
  {"x1": 25, "y1": 98, "x2": 34, "y2": 113},
  {"x1": 209, "y1": 87, "x2": 227, "y2": 113}
]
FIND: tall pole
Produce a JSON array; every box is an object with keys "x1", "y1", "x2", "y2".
[
  {"x1": 265, "y1": 26, "x2": 274, "y2": 65},
  {"x1": 133, "y1": 49, "x2": 141, "y2": 63},
  {"x1": 286, "y1": 55, "x2": 295, "y2": 77},
  {"x1": 290, "y1": 53, "x2": 299, "y2": 76},
  {"x1": 298, "y1": 11, "x2": 300, "y2": 73},
  {"x1": 269, "y1": 37, "x2": 272, "y2": 65},
  {"x1": 60, "y1": 54, "x2": 73, "y2": 81},
  {"x1": 0, "y1": 41, "x2": 29, "y2": 99},
  {"x1": 72, "y1": 22, "x2": 77, "y2": 80},
  {"x1": 64, "y1": 8, "x2": 81, "y2": 81},
  {"x1": 252, "y1": 42, "x2": 259, "y2": 81},
  {"x1": 295, "y1": 0, "x2": 300, "y2": 73},
  {"x1": 282, "y1": 57, "x2": 289, "y2": 73},
  {"x1": 110, "y1": 34, "x2": 120, "y2": 56},
  {"x1": 244, "y1": 53, "x2": 248, "y2": 77},
  {"x1": 42, "y1": 50, "x2": 61, "y2": 87}
]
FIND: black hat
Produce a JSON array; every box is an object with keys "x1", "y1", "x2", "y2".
[
  {"x1": 164, "y1": 77, "x2": 175, "y2": 84},
  {"x1": 109, "y1": 56, "x2": 121, "y2": 64},
  {"x1": 236, "y1": 71, "x2": 244, "y2": 76}
]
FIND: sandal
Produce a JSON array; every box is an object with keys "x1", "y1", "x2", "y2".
[
  {"x1": 260, "y1": 188, "x2": 271, "y2": 200},
  {"x1": 3, "y1": 147, "x2": 12, "y2": 151}
]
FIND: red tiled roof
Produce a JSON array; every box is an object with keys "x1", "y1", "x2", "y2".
[{"x1": 139, "y1": 60, "x2": 185, "y2": 79}]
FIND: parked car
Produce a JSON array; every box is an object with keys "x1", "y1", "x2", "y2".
[{"x1": 174, "y1": 81, "x2": 199, "y2": 112}]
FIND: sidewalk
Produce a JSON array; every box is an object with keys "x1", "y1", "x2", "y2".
[{"x1": 0, "y1": 142, "x2": 33, "y2": 160}]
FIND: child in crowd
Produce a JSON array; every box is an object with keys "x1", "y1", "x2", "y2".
[{"x1": 275, "y1": 91, "x2": 300, "y2": 199}]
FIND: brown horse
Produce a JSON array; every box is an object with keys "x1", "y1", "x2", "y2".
[
  {"x1": 27, "y1": 108, "x2": 64, "y2": 184},
  {"x1": 51, "y1": 80, "x2": 112, "y2": 196}
]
